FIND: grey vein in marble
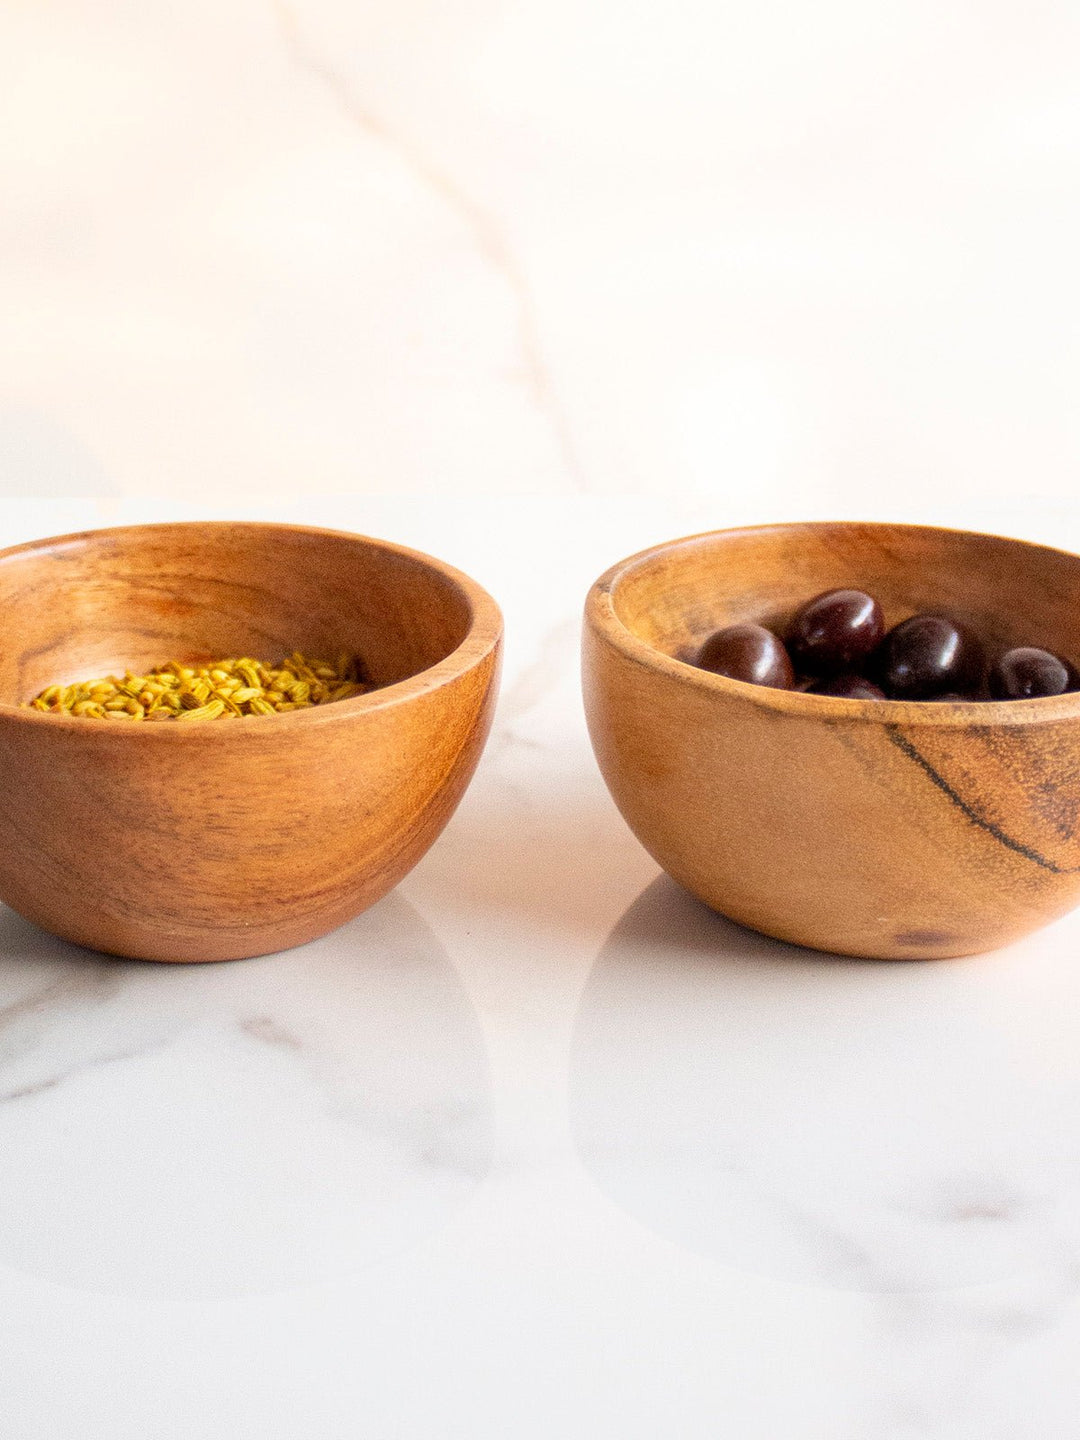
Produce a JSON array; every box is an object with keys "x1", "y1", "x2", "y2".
[
  {"x1": 240, "y1": 1013, "x2": 304, "y2": 1050},
  {"x1": 572, "y1": 875, "x2": 1080, "y2": 1294},
  {"x1": 271, "y1": 0, "x2": 585, "y2": 490},
  {"x1": 0, "y1": 1042, "x2": 169, "y2": 1104},
  {"x1": 239, "y1": 1010, "x2": 490, "y2": 1181},
  {"x1": 0, "y1": 895, "x2": 493, "y2": 1298}
]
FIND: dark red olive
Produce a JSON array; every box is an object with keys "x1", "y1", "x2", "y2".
[
  {"x1": 873, "y1": 614, "x2": 984, "y2": 700},
  {"x1": 989, "y1": 647, "x2": 1073, "y2": 699},
  {"x1": 786, "y1": 589, "x2": 885, "y2": 677},
  {"x1": 696, "y1": 623, "x2": 795, "y2": 689},
  {"x1": 807, "y1": 674, "x2": 886, "y2": 700}
]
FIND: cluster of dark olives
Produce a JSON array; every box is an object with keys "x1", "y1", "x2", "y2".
[{"x1": 694, "y1": 589, "x2": 1078, "y2": 702}]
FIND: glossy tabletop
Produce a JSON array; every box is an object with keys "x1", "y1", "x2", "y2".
[{"x1": 0, "y1": 494, "x2": 1077, "y2": 1439}]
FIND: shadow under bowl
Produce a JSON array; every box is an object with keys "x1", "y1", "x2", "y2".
[
  {"x1": 583, "y1": 521, "x2": 1080, "y2": 959},
  {"x1": 0, "y1": 521, "x2": 502, "y2": 961}
]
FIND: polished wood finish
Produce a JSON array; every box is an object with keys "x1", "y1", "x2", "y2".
[
  {"x1": 0, "y1": 522, "x2": 501, "y2": 961},
  {"x1": 584, "y1": 522, "x2": 1080, "y2": 959}
]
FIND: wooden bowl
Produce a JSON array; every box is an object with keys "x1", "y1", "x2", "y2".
[
  {"x1": 583, "y1": 522, "x2": 1080, "y2": 960},
  {"x1": 0, "y1": 522, "x2": 501, "y2": 962}
]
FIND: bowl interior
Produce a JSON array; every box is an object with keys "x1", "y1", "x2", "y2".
[
  {"x1": 608, "y1": 522, "x2": 1080, "y2": 674},
  {"x1": 0, "y1": 523, "x2": 475, "y2": 705}
]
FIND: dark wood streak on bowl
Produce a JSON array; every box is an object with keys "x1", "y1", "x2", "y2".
[{"x1": 583, "y1": 521, "x2": 1080, "y2": 959}]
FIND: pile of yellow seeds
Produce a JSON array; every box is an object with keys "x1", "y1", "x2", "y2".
[{"x1": 24, "y1": 652, "x2": 370, "y2": 722}]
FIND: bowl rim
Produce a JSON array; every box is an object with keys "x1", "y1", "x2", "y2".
[
  {"x1": 0, "y1": 520, "x2": 503, "y2": 735},
  {"x1": 585, "y1": 520, "x2": 1080, "y2": 728}
]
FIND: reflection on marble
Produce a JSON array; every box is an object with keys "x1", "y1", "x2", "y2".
[
  {"x1": 571, "y1": 876, "x2": 1080, "y2": 1292},
  {"x1": 0, "y1": 895, "x2": 491, "y2": 1299},
  {"x1": 2, "y1": 494, "x2": 1080, "y2": 1433}
]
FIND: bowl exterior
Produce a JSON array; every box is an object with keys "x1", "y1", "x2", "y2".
[
  {"x1": 0, "y1": 646, "x2": 499, "y2": 961},
  {"x1": 584, "y1": 617, "x2": 1080, "y2": 960}
]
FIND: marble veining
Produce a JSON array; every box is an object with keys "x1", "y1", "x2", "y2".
[
  {"x1": 571, "y1": 875, "x2": 1080, "y2": 1294},
  {"x1": 0, "y1": 1044, "x2": 164, "y2": 1105},
  {"x1": 2, "y1": 504, "x2": 1080, "y2": 1431},
  {"x1": 271, "y1": 0, "x2": 585, "y2": 490},
  {"x1": 0, "y1": 894, "x2": 492, "y2": 1298}
]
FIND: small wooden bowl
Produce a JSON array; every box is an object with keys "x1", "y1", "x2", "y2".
[
  {"x1": 584, "y1": 522, "x2": 1080, "y2": 960},
  {"x1": 0, "y1": 522, "x2": 501, "y2": 961}
]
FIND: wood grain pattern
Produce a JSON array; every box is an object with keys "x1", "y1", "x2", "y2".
[
  {"x1": 0, "y1": 522, "x2": 502, "y2": 961},
  {"x1": 583, "y1": 522, "x2": 1080, "y2": 960}
]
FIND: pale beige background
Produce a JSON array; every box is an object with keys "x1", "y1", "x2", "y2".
[{"x1": 2, "y1": 0, "x2": 1078, "y2": 507}]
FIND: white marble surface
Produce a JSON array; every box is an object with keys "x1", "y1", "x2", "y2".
[
  {"x1": 3, "y1": 0, "x2": 1080, "y2": 1431},
  {"x1": 0, "y1": 494, "x2": 1077, "y2": 1439}
]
